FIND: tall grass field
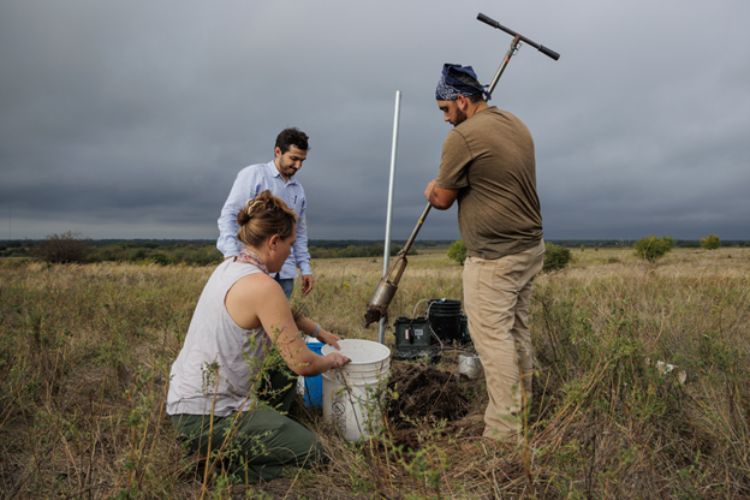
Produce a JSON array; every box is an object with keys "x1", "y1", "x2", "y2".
[{"x1": 1, "y1": 246, "x2": 749, "y2": 497}]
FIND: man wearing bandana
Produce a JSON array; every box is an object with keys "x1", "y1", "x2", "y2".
[{"x1": 424, "y1": 63, "x2": 545, "y2": 441}]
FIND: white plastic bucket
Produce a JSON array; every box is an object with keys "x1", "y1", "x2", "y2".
[{"x1": 321, "y1": 339, "x2": 391, "y2": 441}]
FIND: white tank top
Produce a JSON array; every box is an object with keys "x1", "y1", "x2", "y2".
[{"x1": 167, "y1": 259, "x2": 270, "y2": 416}]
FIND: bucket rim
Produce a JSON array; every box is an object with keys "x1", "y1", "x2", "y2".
[{"x1": 321, "y1": 338, "x2": 391, "y2": 365}]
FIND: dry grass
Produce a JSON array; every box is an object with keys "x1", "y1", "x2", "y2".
[{"x1": 1, "y1": 247, "x2": 749, "y2": 497}]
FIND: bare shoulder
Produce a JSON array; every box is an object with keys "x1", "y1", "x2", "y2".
[
  {"x1": 225, "y1": 272, "x2": 286, "y2": 330},
  {"x1": 231, "y1": 272, "x2": 282, "y2": 299},
  {"x1": 232, "y1": 273, "x2": 284, "y2": 295}
]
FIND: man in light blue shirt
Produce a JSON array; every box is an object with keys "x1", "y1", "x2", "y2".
[{"x1": 217, "y1": 128, "x2": 314, "y2": 297}]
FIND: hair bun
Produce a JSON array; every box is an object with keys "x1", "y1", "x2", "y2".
[
  {"x1": 236, "y1": 209, "x2": 252, "y2": 226},
  {"x1": 238, "y1": 190, "x2": 284, "y2": 227},
  {"x1": 235, "y1": 189, "x2": 297, "y2": 249}
]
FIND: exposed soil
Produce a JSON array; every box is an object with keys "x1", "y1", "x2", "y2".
[
  {"x1": 386, "y1": 360, "x2": 474, "y2": 427},
  {"x1": 383, "y1": 359, "x2": 486, "y2": 448}
]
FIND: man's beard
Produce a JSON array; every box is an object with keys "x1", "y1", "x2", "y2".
[{"x1": 453, "y1": 109, "x2": 468, "y2": 126}]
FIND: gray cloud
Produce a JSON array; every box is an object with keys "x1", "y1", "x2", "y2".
[{"x1": 1, "y1": 0, "x2": 749, "y2": 241}]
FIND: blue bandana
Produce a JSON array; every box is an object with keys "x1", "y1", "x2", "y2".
[{"x1": 435, "y1": 63, "x2": 488, "y2": 101}]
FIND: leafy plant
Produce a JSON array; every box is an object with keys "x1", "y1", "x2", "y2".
[
  {"x1": 447, "y1": 240, "x2": 467, "y2": 265},
  {"x1": 700, "y1": 234, "x2": 721, "y2": 250},
  {"x1": 634, "y1": 235, "x2": 674, "y2": 262},
  {"x1": 543, "y1": 243, "x2": 571, "y2": 272}
]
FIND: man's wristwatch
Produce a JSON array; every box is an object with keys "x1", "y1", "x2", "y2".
[{"x1": 312, "y1": 323, "x2": 322, "y2": 340}]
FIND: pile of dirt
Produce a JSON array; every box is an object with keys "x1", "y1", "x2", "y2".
[{"x1": 386, "y1": 361, "x2": 473, "y2": 429}]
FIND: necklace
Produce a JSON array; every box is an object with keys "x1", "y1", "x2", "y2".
[{"x1": 235, "y1": 248, "x2": 269, "y2": 275}]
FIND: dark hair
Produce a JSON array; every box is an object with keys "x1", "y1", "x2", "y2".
[
  {"x1": 275, "y1": 127, "x2": 309, "y2": 153},
  {"x1": 467, "y1": 93, "x2": 486, "y2": 103},
  {"x1": 236, "y1": 190, "x2": 297, "y2": 247}
]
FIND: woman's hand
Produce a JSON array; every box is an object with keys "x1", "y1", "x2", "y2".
[
  {"x1": 317, "y1": 328, "x2": 341, "y2": 350},
  {"x1": 324, "y1": 351, "x2": 351, "y2": 370}
]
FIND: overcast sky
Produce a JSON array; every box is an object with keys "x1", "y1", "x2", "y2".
[{"x1": 1, "y1": 0, "x2": 748, "y2": 241}]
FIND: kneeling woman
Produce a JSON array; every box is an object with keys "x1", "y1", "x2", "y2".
[{"x1": 167, "y1": 190, "x2": 350, "y2": 481}]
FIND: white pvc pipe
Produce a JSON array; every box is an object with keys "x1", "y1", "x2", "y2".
[{"x1": 379, "y1": 90, "x2": 401, "y2": 344}]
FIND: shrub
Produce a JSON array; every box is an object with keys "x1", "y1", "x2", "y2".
[
  {"x1": 634, "y1": 235, "x2": 674, "y2": 262},
  {"x1": 543, "y1": 243, "x2": 571, "y2": 272},
  {"x1": 34, "y1": 231, "x2": 90, "y2": 263},
  {"x1": 447, "y1": 240, "x2": 467, "y2": 265},
  {"x1": 700, "y1": 234, "x2": 721, "y2": 250}
]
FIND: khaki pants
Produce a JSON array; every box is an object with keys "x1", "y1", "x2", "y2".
[{"x1": 463, "y1": 240, "x2": 544, "y2": 440}]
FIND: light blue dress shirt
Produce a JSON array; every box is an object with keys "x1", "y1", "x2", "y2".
[{"x1": 216, "y1": 160, "x2": 312, "y2": 279}]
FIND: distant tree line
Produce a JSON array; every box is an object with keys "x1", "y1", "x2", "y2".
[
  {"x1": 0, "y1": 234, "x2": 419, "y2": 265},
  {"x1": 0, "y1": 232, "x2": 742, "y2": 266},
  {"x1": 309, "y1": 243, "x2": 413, "y2": 259}
]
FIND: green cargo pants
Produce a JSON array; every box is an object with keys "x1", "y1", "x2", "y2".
[{"x1": 170, "y1": 368, "x2": 325, "y2": 482}]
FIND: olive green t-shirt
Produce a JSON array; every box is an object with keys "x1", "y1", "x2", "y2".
[{"x1": 436, "y1": 106, "x2": 542, "y2": 259}]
